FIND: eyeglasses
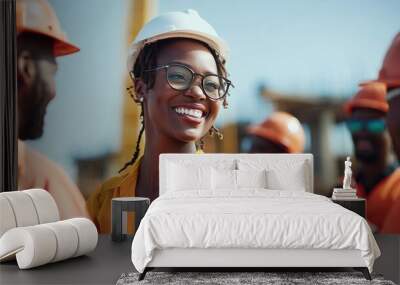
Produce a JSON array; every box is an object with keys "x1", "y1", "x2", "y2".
[
  {"x1": 144, "y1": 63, "x2": 233, "y2": 100},
  {"x1": 346, "y1": 119, "x2": 386, "y2": 134}
]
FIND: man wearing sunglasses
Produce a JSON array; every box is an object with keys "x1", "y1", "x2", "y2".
[
  {"x1": 344, "y1": 82, "x2": 397, "y2": 232},
  {"x1": 368, "y1": 32, "x2": 400, "y2": 234}
]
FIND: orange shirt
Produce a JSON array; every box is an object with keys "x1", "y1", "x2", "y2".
[
  {"x1": 18, "y1": 140, "x2": 89, "y2": 220},
  {"x1": 356, "y1": 168, "x2": 400, "y2": 232},
  {"x1": 381, "y1": 168, "x2": 400, "y2": 233}
]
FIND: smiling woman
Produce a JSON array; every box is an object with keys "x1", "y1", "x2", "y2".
[{"x1": 86, "y1": 10, "x2": 232, "y2": 233}]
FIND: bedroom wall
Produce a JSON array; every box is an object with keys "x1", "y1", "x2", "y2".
[
  {"x1": 16, "y1": 0, "x2": 399, "y2": 231},
  {"x1": 11, "y1": 1, "x2": 400, "y2": 281}
]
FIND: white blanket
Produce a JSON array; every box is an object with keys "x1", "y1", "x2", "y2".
[{"x1": 131, "y1": 190, "x2": 380, "y2": 273}]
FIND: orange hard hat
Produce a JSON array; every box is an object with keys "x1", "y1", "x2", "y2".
[
  {"x1": 363, "y1": 33, "x2": 400, "y2": 88},
  {"x1": 377, "y1": 33, "x2": 400, "y2": 88},
  {"x1": 247, "y1": 112, "x2": 305, "y2": 153},
  {"x1": 344, "y1": 82, "x2": 388, "y2": 115},
  {"x1": 16, "y1": 0, "x2": 79, "y2": 56}
]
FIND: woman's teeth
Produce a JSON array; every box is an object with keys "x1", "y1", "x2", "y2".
[{"x1": 174, "y1": 107, "x2": 203, "y2": 119}]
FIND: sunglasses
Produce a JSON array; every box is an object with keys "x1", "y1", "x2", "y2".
[
  {"x1": 346, "y1": 119, "x2": 386, "y2": 134},
  {"x1": 144, "y1": 63, "x2": 233, "y2": 100}
]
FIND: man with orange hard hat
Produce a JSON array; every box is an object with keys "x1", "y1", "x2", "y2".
[
  {"x1": 344, "y1": 82, "x2": 398, "y2": 232},
  {"x1": 247, "y1": 112, "x2": 305, "y2": 154},
  {"x1": 366, "y1": 32, "x2": 400, "y2": 234},
  {"x1": 16, "y1": 0, "x2": 88, "y2": 219}
]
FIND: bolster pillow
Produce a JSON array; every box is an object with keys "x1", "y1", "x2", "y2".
[
  {"x1": 0, "y1": 218, "x2": 98, "y2": 269},
  {"x1": 0, "y1": 189, "x2": 60, "y2": 237}
]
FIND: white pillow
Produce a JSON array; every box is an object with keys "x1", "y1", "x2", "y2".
[
  {"x1": 267, "y1": 166, "x2": 306, "y2": 191},
  {"x1": 167, "y1": 163, "x2": 212, "y2": 191},
  {"x1": 237, "y1": 158, "x2": 309, "y2": 191},
  {"x1": 212, "y1": 168, "x2": 237, "y2": 190},
  {"x1": 236, "y1": 169, "x2": 267, "y2": 189}
]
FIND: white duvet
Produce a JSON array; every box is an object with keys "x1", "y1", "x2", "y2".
[{"x1": 131, "y1": 190, "x2": 380, "y2": 273}]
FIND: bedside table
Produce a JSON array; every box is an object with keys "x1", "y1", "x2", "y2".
[
  {"x1": 331, "y1": 198, "x2": 366, "y2": 218},
  {"x1": 111, "y1": 197, "x2": 150, "y2": 242}
]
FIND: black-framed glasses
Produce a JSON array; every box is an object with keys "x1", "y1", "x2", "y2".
[
  {"x1": 346, "y1": 119, "x2": 386, "y2": 134},
  {"x1": 144, "y1": 63, "x2": 233, "y2": 100}
]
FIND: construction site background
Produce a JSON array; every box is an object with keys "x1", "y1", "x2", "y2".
[{"x1": 22, "y1": 0, "x2": 399, "y2": 198}]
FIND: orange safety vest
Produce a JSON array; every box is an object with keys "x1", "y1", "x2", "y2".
[{"x1": 356, "y1": 168, "x2": 400, "y2": 232}]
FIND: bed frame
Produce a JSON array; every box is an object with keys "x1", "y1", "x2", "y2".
[
  {"x1": 138, "y1": 154, "x2": 372, "y2": 280},
  {"x1": 139, "y1": 248, "x2": 371, "y2": 280}
]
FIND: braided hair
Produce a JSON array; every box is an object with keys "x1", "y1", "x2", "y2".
[{"x1": 119, "y1": 38, "x2": 227, "y2": 173}]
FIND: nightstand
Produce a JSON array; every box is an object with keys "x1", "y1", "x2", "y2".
[
  {"x1": 331, "y1": 198, "x2": 366, "y2": 218},
  {"x1": 111, "y1": 197, "x2": 150, "y2": 242}
]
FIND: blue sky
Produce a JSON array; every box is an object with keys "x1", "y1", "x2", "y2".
[
  {"x1": 158, "y1": 0, "x2": 399, "y2": 122},
  {"x1": 30, "y1": 0, "x2": 400, "y2": 179}
]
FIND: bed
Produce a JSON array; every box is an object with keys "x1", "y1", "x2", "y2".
[{"x1": 131, "y1": 154, "x2": 380, "y2": 280}]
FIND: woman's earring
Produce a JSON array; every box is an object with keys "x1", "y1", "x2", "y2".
[
  {"x1": 126, "y1": 85, "x2": 143, "y2": 104},
  {"x1": 197, "y1": 126, "x2": 223, "y2": 151},
  {"x1": 209, "y1": 126, "x2": 223, "y2": 140}
]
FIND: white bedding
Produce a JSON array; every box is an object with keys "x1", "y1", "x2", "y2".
[{"x1": 131, "y1": 190, "x2": 380, "y2": 273}]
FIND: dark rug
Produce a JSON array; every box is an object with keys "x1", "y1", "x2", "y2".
[{"x1": 116, "y1": 271, "x2": 396, "y2": 285}]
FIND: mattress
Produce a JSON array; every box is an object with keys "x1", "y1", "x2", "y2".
[{"x1": 131, "y1": 190, "x2": 380, "y2": 273}]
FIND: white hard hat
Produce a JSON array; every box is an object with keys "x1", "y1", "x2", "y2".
[{"x1": 126, "y1": 9, "x2": 229, "y2": 72}]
